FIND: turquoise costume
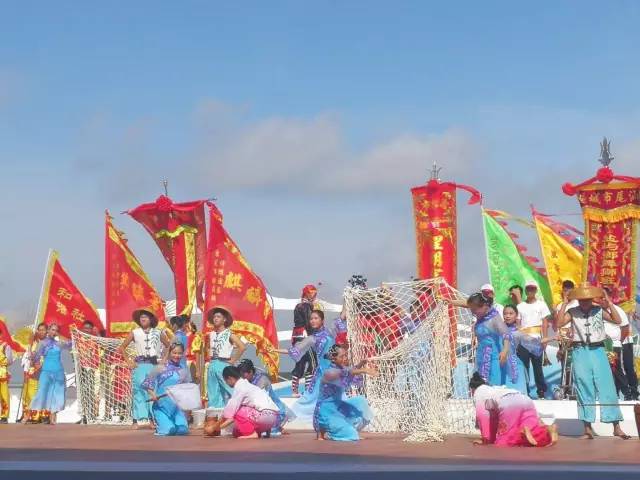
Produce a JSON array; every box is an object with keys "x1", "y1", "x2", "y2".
[
  {"x1": 142, "y1": 360, "x2": 189, "y2": 436},
  {"x1": 288, "y1": 318, "x2": 346, "y2": 422},
  {"x1": 568, "y1": 306, "x2": 623, "y2": 423},
  {"x1": 30, "y1": 338, "x2": 70, "y2": 413},
  {"x1": 474, "y1": 308, "x2": 508, "y2": 386},
  {"x1": 314, "y1": 363, "x2": 373, "y2": 441},
  {"x1": 206, "y1": 329, "x2": 234, "y2": 408}
]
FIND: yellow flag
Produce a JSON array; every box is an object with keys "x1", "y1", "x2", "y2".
[{"x1": 533, "y1": 214, "x2": 583, "y2": 307}]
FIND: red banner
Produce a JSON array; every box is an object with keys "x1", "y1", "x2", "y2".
[
  {"x1": 411, "y1": 179, "x2": 481, "y2": 287},
  {"x1": 35, "y1": 251, "x2": 101, "y2": 339},
  {"x1": 105, "y1": 212, "x2": 166, "y2": 336},
  {"x1": 204, "y1": 203, "x2": 279, "y2": 379},
  {"x1": 0, "y1": 317, "x2": 25, "y2": 354},
  {"x1": 565, "y1": 167, "x2": 640, "y2": 311},
  {"x1": 127, "y1": 196, "x2": 207, "y2": 316}
]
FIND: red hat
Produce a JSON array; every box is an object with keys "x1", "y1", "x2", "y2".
[{"x1": 302, "y1": 284, "x2": 317, "y2": 299}]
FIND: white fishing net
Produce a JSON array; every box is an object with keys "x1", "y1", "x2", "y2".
[
  {"x1": 71, "y1": 329, "x2": 135, "y2": 425},
  {"x1": 343, "y1": 278, "x2": 476, "y2": 442}
]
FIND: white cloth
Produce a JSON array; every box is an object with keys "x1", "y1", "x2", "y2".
[
  {"x1": 208, "y1": 329, "x2": 233, "y2": 359},
  {"x1": 604, "y1": 304, "x2": 630, "y2": 348},
  {"x1": 517, "y1": 300, "x2": 551, "y2": 338},
  {"x1": 473, "y1": 384, "x2": 520, "y2": 410},
  {"x1": 223, "y1": 378, "x2": 278, "y2": 419},
  {"x1": 132, "y1": 327, "x2": 162, "y2": 358},
  {"x1": 568, "y1": 306, "x2": 607, "y2": 344}
]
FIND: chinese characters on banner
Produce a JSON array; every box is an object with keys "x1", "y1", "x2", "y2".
[
  {"x1": 127, "y1": 196, "x2": 207, "y2": 316},
  {"x1": 105, "y1": 212, "x2": 166, "y2": 336},
  {"x1": 411, "y1": 179, "x2": 481, "y2": 287},
  {"x1": 573, "y1": 183, "x2": 640, "y2": 311},
  {"x1": 204, "y1": 203, "x2": 279, "y2": 379},
  {"x1": 35, "y1": 250, "x2": 101, "y2": 338}
]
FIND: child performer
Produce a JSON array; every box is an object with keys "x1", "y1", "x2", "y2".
[
  {"x1": 20, "y1": 323, "x2": 47, "y2": 423},
  {"x1": 118, "y1": 309, "x2": 170, "y2": 427},
  {"x1": 237, "y1": 359, "x2": 294, "y2": 435},
  {"x1": 277, "y1": 309, "x2": 347, "y2": 422},
  {"x1": 315, "y1": 344, "x2": 377, "y2": 441},
  {"x1": 470, "y1": 372, "x2": 557, "y2": 447},
  {"x1": 205, "y1": 307, "x2": 246, "y2": 408},
  {"x1": 142, "y1": 342, "x2": 190, "y2": 436},
  {"x1": 501, "y1": 305, "x2": 528, "y2": 394},
  {"x1": 213, "y1": 366, "x2": 279, "y2": 439},
  {"x1": 29, "y1": 323, "x2": 72, "y2": 425},
  {"x1": 291, "y1": 284, "x2": 319, "y2": 396}
]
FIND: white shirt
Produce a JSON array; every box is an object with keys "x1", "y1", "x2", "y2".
[
  {"x1": 517, "y1": 300, "x2": 551, "y2": 338},
  {"x1": 223, "y1": 378, "x2": 278, "y2": 419},
  {"x1": 604, "y1": 304, "x2": 630, "y2": 348},
  {"x1": 568, "y1": 306, "x2": 607, "y2": 344},
  {"x1": 133, "y1": 327, "x2": 162, "y2": 358},
  {"x1": 208, "y1": 329, "x2": 234, "y2": 359},
  {"x1": 473, "y1": 384, "x2": 520, "y2": 410},
  {"x1": 555, "y1": 300, "x2": 578, "y2": 313}
]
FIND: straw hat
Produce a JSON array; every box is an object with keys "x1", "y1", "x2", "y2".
[
  {"x1": 568, "y1": 282, "x2": 604, "y2": 301},
  {"x1": 132, "y1": 308, "x2": 159, "y2": 328},
  {"x1": 206, "y1": 307, "x2": 233, "y2": 328}
]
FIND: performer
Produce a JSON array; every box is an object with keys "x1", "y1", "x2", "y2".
[
  {"x1": 205, "y1": 307, "x2": 246, "y2": 408},
  {"x1": 142, "y1": 342, "x2": 190, "y2": 436},
  {"x1": 29, "y1": 323, "x2": 71, "y2": 425},
  {"x1": 315, "y1": 344, "x2": 376, "y2": 441},
  {"x1": 185, "y1": 319, "x2": 203, "y2": 383},
  {"x1": 514, "y1": 281, "x2": 551, "y2": 399},
  {"x1": 0, "y1": 323, "x2": 16, "y2": 424},
  {"x1": 214, "y1": 365, "x2": 279, "y2": 439},
  {"x1": 118, "y1": 308, "x2": 170, "y2": 427},
  {"x1": 278, "y1": 309, "x2": 347, "y2": 422},
  {"x1": 470, "y1": 372, "x2": 557, "y2": 447},
  {"x1": 20, "y1": 323, "x2": 47, "y2": 423},
  {"x1": 501, "y1": 305, "x2": 528, "y2": 394},
  {"x1": 291, "y1": 284, "x2": 319, "y2": 396},
  {"x1": 238, "y1": 359, "x2": 294, "y2": 435},
  {"x1": 466, "y1": 293, "x2": 510, "y2": 386},
  {"x1": 557, "y1": 283, "x2": 630, "y2": 439},
  {"x1": 480, "y1": 284, "x2": 504, "y2": 317}
]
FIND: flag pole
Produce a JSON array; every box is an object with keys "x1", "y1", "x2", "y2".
[{"x1": 479, "y1": 204, "x2": 492, "y2": 286}]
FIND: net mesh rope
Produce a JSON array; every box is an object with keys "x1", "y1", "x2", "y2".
[
  {"x1": 343, "y1": 278, "x2": 476, "y2": 442},
  {"x1": 71, "y1": 329, "x2": 136, "y2": 425}
]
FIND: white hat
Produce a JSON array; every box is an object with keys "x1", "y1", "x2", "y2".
[
  {"x1": 525, "y1": 280, "x2": 539, "y2": 289},
  {"x1": 480, "y1": 284, "x2": 494, "y2": 292}
]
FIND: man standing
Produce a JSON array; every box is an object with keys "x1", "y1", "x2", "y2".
[
  {"x1": 515, "y1": 280, "x2": 551, "y2": 399},
  {"x1": 557, "y1": 283, "x2": 629, "y2": 439},
  {"x1": 291, "y1": 285, "x2": 319, "y2": 397}
]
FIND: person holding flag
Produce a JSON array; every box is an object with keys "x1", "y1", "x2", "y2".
[
  {"x1": 0, "y1": 318, "x2": 24, "y2": 423},
  {"x1": 20, "y1": 323, "x2": 47, "y2": 423}
]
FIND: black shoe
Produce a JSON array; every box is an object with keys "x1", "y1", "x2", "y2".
[{"x1": 0, "y1": 418, "x2": 8, "y2": 424}]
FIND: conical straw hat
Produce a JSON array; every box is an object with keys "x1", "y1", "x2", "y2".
[{"x1": 569, "y1": 282, "x2": 604, "y2": 301}]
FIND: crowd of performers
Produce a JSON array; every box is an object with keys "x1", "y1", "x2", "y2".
[
  {"x1": 1, "y1": 279, "x2": 638, "y2": 445},
  {"x1": 456, "y1": 280, "x2": 636, "y2": 442}
]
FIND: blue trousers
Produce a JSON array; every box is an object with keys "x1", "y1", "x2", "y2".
[
  {"x1": 572, "y1": 345, "x2": 623, "y2": 423},
  {"x1": 152, "y1": 397, "x2": 189, "y2": 436},
  {"x1": 132, "y1": 363, "x2": 154, "y2": 421},
  {"x1": 207, "y1": 359, "x2": 233, "y2": 408}
]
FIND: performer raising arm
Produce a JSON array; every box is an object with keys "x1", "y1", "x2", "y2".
[
  {"x1": 557, "y1": 283, "x2": 629, "y2": 440},
  {"x1": 315, "y1": 344, "x2": 377, "y2": 441}
]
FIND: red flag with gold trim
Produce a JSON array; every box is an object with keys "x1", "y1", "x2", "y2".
[
  {"x1": 204, "y1": 203, "x2": 279, "y2": 378},
  {"x1": 127, "y1": 196, "x2": 207, "y2": 317},
  {"x1": 105, "y1": 212, "x2": 166, "y2": 337},
  {"x1": 0, "y1": 317, "x2": 25, "y2": 354},
  {"x1": 35, "y1": 250, "x2": 101, "y2": 339}
]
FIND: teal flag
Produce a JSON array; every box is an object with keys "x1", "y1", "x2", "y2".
[{"x1": 482, "y1": 210, "x2": 552, "y2": 306}]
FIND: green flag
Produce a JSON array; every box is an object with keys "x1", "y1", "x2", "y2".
[{"x1": 482, "y1": 209, "x2": 552, "y2": 306}]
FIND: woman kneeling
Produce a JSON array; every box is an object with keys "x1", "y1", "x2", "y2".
[
  {"x1": 470, "y1": 372, "x2": 557, "y2": 447},
  {"x1": 215, "y1": 366, "x2": 280, "y2": 439},
  {"x1": 315, "y1": 344, "x2": 377, "y2": 441}
]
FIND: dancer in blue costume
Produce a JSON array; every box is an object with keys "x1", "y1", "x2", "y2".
[
  {"x1": 238, "y1": 359, "x2": 295, "y2": 435},
  {"x1": 119, "y1": 308, "x2": 170, "y2": 426},
  {"x1": 278, "y1": 309, "x2": 347, "y2": 422},
  {"x1": 143, "y1": 342, "x2": 190, "y2": 436},
  {"x1": 205, "y1": 307, "x2": 246, "y2": 408},
  {"x1": 500, "y1": 304, "x2": 529, "y2": 394},
  {"x1": 29, "y1": 323, "x2": 71, "y2": 425},
  {"x1": 167, "y1": 315, "x2": 192, "y2": 382},
  {"x1": 315, "y1": 344, "x2": 377, "y2": 441},
  {"x1": 467, "y1": 293, "x2": 511, "y2": 385}
]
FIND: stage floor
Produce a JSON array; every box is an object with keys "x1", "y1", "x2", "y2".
[{"x1": 0, "y1": 425, "x2": 639, "y2": 479}]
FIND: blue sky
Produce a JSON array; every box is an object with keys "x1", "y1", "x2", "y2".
[{"x1": 1, "y1": 1, "x2": 640, "y2": 325}]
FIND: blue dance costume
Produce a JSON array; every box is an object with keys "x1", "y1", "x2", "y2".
[
  {"x1": 142, "y1": 360, "x2": 190, "y2": 436},
  {"x1": 314, "y1": 363, "x2": 373, "y2": 441},
  {"x1": 206, "y1": 328, "x2": 234, "y2": 408},
  {"x1": 131, "y1": 327, "x2": 163, "y2": 421},
  {"x1": 30, "y1": 338, "x2": 71, "y2": 413},
  {"x1": 288, "y1": 318, "x2": 347, "y2": 422}
]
